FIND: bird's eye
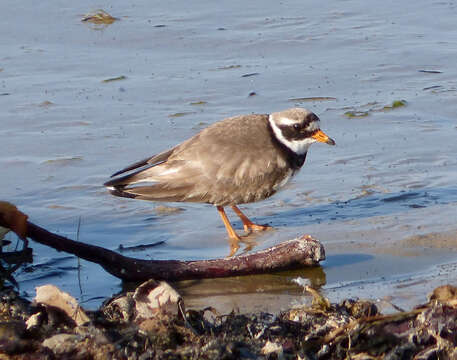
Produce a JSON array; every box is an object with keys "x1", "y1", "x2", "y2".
[{"x1": 293, "y1": 123, "x2": 301, "y2": 131}]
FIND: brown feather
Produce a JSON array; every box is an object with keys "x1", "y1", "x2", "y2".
[{"x1": 105, "y1": 113, "x2": 307, "y2": 206}]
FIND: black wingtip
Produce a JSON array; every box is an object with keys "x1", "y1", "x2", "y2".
[
  {"x1": 106, "y1": 186, "x2": 138, "y2": 199},
  {"x1": 110, "y1": 169, "x2": 125, "y2": 178},
  {"x1": 108, "y1": 156, "x2": 154, "y2": 178},
  {"x1": 103, "y1": 178, "x2": 118, "y2": 187}
]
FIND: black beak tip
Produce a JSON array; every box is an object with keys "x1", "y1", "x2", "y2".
[{"x1": 327, "y1": 138, "x2": 336, "y2": 146}]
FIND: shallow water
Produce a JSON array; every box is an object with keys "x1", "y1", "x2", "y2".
[{"x1": 1, "y1": 0, "x2": 457, "y2": 311}]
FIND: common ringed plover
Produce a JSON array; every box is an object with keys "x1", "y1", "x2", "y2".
[{"x1": 104, "y1": 108, "x2": 335, "y2": 255}]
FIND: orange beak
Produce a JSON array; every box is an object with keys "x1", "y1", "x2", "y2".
[{"x1": 312, "y1": 130, "x2": 335, "y2": 146}]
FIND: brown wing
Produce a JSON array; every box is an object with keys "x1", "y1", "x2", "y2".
[
  {"x1": 105, "y1": 114, "x2": 293, "y2": 205},
  {"x1": 159, "y1": 114, "x2": 292, "y2": 205}
]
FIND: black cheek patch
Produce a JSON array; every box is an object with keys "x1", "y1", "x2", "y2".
[{"x1": 279, "y1": 125, "x2": 315, "y2": 141}]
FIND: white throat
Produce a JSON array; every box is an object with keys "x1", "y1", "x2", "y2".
[{"x1": 268, "y1": 115, "x2": 316, "y2": 155}]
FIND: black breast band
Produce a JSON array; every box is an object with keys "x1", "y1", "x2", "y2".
[{"x1": 267, "y1": 122, "x2": 307, "y2": 170}]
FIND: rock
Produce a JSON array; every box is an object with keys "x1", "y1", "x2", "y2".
[
  {"x1": 429, "y1": 284, "x2": 457, "y2": 304},
  {"x1": 133, "y1": 280, "x2": 183, "y2": 321},
  {"x1": 34, "y1": 284, "x2": 90, "y2": 326},
  {"x1": 101, "y1": 279, "x2": 184, "y2": 330},
  {"x1": 261, "y1": 340, "x2": 284, "y2": 358},
  {"x1": 42, "y1": 329, "x2": 115, "y2": 358},
  {"x1": 75, "y1": 325, "x2": 110, "y2": 345},
  {"x1": 25, "y1": 312, "x2": 42, "y2": 330},
  {"x1": 103, "y1": 293, "x2": 135, "y2": 322},
  {"x1": 42, "y1": 333, "x2": 82, "y2": 354}
]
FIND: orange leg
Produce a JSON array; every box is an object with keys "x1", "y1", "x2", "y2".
[
  {"x1": 217, "y1": 206, "x2": 241, "y2": 256},
  {"x1": 231, "y1": 205, "x2": 272, "y2": 233}
]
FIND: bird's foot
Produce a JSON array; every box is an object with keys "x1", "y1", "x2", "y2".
[
  {"x1": 243, "y1": 223, "x2": 273, "y2": 234},
  {"x1": 228, "y1": 237, "x2": 260, "y2": 256},
  {"x1": 239, "y1": 237, "x2": 257, "y2": 254},
  {"x1": 228, "y1": 235, "x2": 241, "y2": 257},
  {"x1": 228, "y1": 233, "x2": 262, "y2": 256},
  {"x1": 230, "y1": 205, "x2": 273, "y2": 234}
]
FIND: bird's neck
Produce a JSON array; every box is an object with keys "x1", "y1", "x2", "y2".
[
  {"x1": 289, "y1": 151, "x2": 307, "y2": 169},
  {"x1": 267, "y1": 119, "x2": 307, "y2": 170}
]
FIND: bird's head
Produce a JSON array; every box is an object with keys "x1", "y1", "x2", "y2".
[{"x1": 268, "y1": 108, "x2": 335, "y2": 155}]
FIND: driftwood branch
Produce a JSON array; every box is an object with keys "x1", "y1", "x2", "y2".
[{"x1": 3, "y1": 217, "x2": 325, "y2": 282}]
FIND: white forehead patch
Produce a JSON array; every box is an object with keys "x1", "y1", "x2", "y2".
[{"x1": 277, "y1": 116, "x2": 302, "y2": 126}]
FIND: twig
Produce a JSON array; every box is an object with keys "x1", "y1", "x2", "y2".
[{"x1": 20, "y1": 220, "x2": 325, "y2": 282}]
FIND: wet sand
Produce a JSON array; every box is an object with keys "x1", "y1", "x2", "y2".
[{"x1": 1, "y1": 0, "x2": 457, "y2": 311}]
